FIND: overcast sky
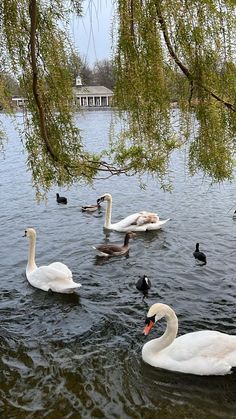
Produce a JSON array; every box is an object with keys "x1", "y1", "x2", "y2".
[{"x1": 71, "y1": 1, "x2": 115, "y2": 66}]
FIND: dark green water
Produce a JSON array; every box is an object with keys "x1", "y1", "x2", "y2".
[{"x1": 1, "y1": 111, "x2": 236, "y2": 418}]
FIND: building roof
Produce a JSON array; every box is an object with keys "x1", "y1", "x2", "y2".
[{"x1": 73, "y1": 85, "x2": 113, "y2": 95}]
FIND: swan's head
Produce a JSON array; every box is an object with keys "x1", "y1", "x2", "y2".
[
  {"x1": 23, "y1": 228, "x2": 36, "y2": 239},
  {"x1": 126, "y1": 231, "x2": 136, "y2": 239},
  {"x1": 143, "y1": 303, "x2": 172, "y2": 336},
  {"x1": 97, "y1": 193, "x2": 112, "y2": 204}
]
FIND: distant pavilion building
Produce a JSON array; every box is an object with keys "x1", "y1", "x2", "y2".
[
  {"x1": 11, "y1": 96, "x2": 27, "y2": 108},
  {"x1": 73, "y1": 76, "x2": 113, "y2": 108}
]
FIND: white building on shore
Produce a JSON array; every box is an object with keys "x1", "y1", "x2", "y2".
[
  {"x1": 73, "y1": 76, "x2": 113, "y2": 109},
  {"x1": 10, "y1": 76, "x2": 114, "y2": 110}
]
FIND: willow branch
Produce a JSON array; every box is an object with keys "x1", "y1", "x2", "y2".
[
  {"x1": 154, "y1": 0, "x2": 236, "y2": 112},
  {"x1": 29, "y1": 0, "x2": 59, "y2": 160}
]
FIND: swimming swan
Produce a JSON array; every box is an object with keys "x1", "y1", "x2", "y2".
[
  {"x1": 92, "y1": 231, "x2": 135, "y2": 257},
  {"x1": 142, "y1": 303, "x2": 236, "y2": 375},
  {"x1": 97, "y1": 193, "x2": 169, "y2": 232},
  {"x1": 23, "y1": 228, "x2": 81, "y2": 293}
]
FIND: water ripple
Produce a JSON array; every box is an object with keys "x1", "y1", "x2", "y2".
[{"x1": 1, "y1": 112, "x2": 236, "y2": 417}]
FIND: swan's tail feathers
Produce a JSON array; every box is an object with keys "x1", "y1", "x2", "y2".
[
  {"x1": 62, "y1": 285, "x2": 81, "y2": 293},
  {"x1": 159, "y1": 218, "x2": 170, "y2": 225},
  {"x1": 50, "y1": 281, "x2": 82, "y2": 294},
  {"x1": 92, "y1": 246, "x2": 109, "y2": 257},
  {"x1": 163, "y1": 218, "x2": 170, "y2": 223}
]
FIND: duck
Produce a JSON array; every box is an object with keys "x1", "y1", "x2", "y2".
[
  {"x1": 233, "y1": 210, "x2": 236, "y2": 220},
  {"x1": 136, "y1": 275, "x2": 151, "y2": 292},
  {"x1": 81, "y1": 199, "x2": 101, "y2": 213},
  {"x1": 193, "y1": 243, "x2": 207, "y2": 265},
  {"x1": 23, "y1": 228, "x2": 81, "y2": 293},
  {"x1": 92, "y1": 231, "x2": 136, "y2": 257},
  {"x1": 142, "y1": 302, "x2": 236, "y2": 375},
  {"x1": 96, "y1": 193, "x2": 169, "y2": 232},
  {"x1": 56, "y1": 193, "x2": 67, "y2": 204}
]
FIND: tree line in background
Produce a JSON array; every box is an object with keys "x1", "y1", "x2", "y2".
[{"x1": 2, "y1": 57, "x2": 116, "y2": 98}]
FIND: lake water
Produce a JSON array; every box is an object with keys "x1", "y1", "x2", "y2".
[{"x1": 1, "y1": 111, "x2": 236, "y2": 418}]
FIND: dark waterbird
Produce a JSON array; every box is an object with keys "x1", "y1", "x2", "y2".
[
  {"x1": 56, "y1": 193, "x2": 67, "y2": 204},
  {"x1": 136, "y1": 275, "x2": 151, "y2": 292},
  {"x1": 193, "y1": 243, "x2": 207, "y2": 265}
]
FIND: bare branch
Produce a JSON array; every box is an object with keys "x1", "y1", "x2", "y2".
[{"x1": 154, "y1": 0, "x2": 236, "y2": 112}]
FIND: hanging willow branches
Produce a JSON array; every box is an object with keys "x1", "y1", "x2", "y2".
[
  {"x1": 114, "y1": 0, "x2": 236, "y2": 184},
  {"x1": 1, "y1": 1, "x2": 236, "y2": 197}
]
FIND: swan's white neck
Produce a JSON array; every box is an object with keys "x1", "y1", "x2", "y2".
[
  {"x1": 143, "y1": 306, "x2": 178, "y2": 358},
  {"x1": 104, "y1": 195, "x2": 112, "y2": 228},
  {"x1": 27, "y1": 235, "x2": 37, "y2": 274}
]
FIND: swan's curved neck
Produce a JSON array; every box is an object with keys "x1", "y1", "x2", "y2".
[
  {"x1": 104, "y1": 196, "x2": 112, "y2": 228},
  {"x1": 144, "y1": 309, "x2": 178, "y2": 356},
  {"x1": 124, "y1": 233, "x2": 130, "y2": 246},
  {"x1": 27, "y1": 235, "x2": 37, "y2": 273}
]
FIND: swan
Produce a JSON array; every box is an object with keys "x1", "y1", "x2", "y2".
[
  {"x1": 23, "y1": 228, "x2": 81, "y2": 293},
  {"x1": 193, "y1": 243, "x2": 207, "y2": 265},
  {"x1": 81, "y1": 199, "x2": 101, "y2": 213},
  {"x1": 136, "y1": 275, "x2": 151, "y2": 291},
  {"x1": 56, "y1": 193, "x2": 67, "y2": 204},
  {"x1": 97, "y1": 193, "x2": 169, "y2": 232},
  {"x1": 142, "y1": 303, "x2": 236, "y2": 375},
  {"x1": 92, "y1": 231, "x2": 136, "y2": 257}
]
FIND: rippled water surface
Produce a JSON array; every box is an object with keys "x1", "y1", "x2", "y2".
[{"x1": 1, "y1": 111, "x2": 236, "y2": 418}]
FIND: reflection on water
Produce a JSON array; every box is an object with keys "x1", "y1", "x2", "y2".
[{"x1": 1, "y1": 111, "x2": 236, "y2": 417}]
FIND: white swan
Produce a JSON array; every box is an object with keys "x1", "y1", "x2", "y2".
[
  {"x1": 23, "y1": 228, "x2": 81, "y2": 293},
  {"x1": 97, "y1": 193, "x2": 169, "y2": 232},
  {"x1": 142, "y1": 303, "x2": 236, "y2": 375}
]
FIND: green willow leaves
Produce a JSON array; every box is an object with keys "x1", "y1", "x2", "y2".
[
  {"x1": 1, "y1": 0, "x2": 236, "y2": 197},
  {"x1": 114, "y1": 0, "x2": 236, "y2": 185}
]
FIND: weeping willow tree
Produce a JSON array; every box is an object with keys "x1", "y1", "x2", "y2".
[
  {"x1": 114, "y1": 0, "x2": 236, "y2": 186},
  {"x1": 0, "y1": 0, "x2": 124, "y2": 198},
  {"x1": 1, "y1": 1, "x2": 236, "y2": 197}
]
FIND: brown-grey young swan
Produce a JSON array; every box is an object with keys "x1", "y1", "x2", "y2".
[{"x1": 93, "y1": 231, "x2": 136, "y2": 257}]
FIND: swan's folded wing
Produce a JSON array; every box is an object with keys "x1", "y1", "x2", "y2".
[
  {"x1": 156, "y1": 352, "x2": 233, "y2": 375},
  {"x1": 136, "y1": 213, "x2": 159, "y2": 226},
  {"x1": 94, "y1": 244, "x2": 127, "y2": 256},
  {"x1": 155, "y1": 331, "x2": 236, "y2": 375},
  {"x1": 166, "y1": 330, "x2": 236, "y2": 361},
  {"x1": 48, "y1": 262, "x2": 72, "y2": 278},
  {"x1": 114, "y1": 213, "x2": 142, "y2": 228},
  {"x1": 28, "y1": 265, "x2": 75, "y2": 291},
  {"x1": 47, "y1": 277, "x2": 81, "y2": 292}
]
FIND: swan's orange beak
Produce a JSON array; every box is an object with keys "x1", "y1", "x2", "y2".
[{"x1": 143, "y1": 320, "x2": 154, "y2": 336}]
